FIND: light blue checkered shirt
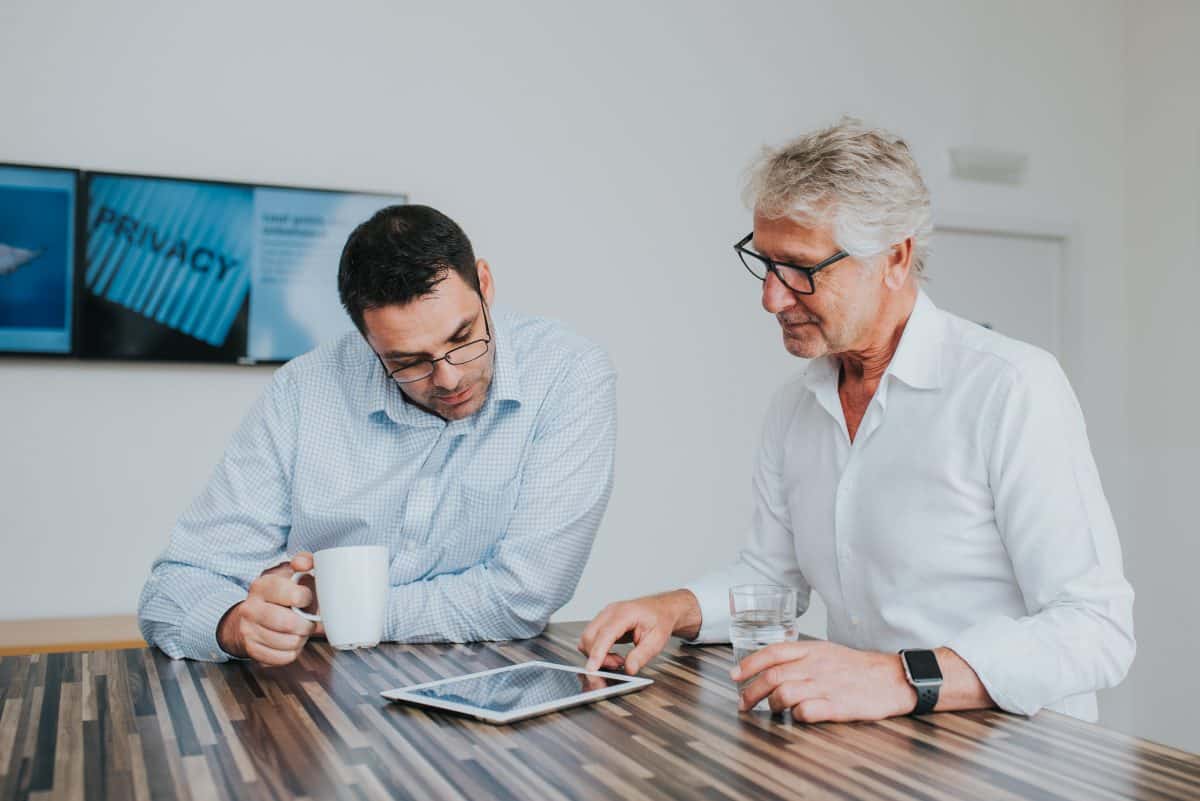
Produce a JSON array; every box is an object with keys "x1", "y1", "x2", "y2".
[{"x1": 138, "y1": 306, "x2": 617, "y2": 661}]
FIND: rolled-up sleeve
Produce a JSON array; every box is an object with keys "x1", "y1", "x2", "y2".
[
  {"x1": 946, "y1": 352, "x2": 1135, "y2": 717},
  {"x1": 138, "y1": 369, "x2": 298, "y2": 661},
  {"x1": 384, "y1": 346, "x2": 617, "y2": 642}
]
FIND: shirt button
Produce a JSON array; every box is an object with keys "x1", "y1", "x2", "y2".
[{"x1": 850, "y1": 616, "x2": 860, "y2": 626}]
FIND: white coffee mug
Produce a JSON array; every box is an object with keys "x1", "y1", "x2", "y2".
[{"x1": 291, "y1": 545, "x2": 389, "y2": 650}]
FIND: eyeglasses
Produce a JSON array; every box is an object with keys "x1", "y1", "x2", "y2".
[
  {"x1": 375, "y1": 297, "x2": 492, "y2": 384},
  {"x1": 734, "y1": 232, "x2": 850, "y2": 295}
]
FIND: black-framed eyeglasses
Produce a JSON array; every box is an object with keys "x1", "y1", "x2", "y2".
[
  {"x1": 375, "y1": 296, "x2": 492, "y2": 385},
  {"x1": 734, "y1": 232, "x2": 850, "y2": 295}
]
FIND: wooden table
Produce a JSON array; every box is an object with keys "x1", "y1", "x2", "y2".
[{"x1": 1, "y1": 622, "x2": 1197, "y2": 801}]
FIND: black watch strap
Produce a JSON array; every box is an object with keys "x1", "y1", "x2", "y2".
[
  {"x1": 900, "y1": 649, "x2": 942, "y2": 715},
  {"x1": 912, "y1": 682, "x2": 939, "y2": 715}
]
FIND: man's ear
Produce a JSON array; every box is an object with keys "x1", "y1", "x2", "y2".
[
  {"x1": 476, "y1": 259, "x2": 495, "y2": 305},
  {"x1": 883, "y1": 238, "x2": 914, "y2": 290}
]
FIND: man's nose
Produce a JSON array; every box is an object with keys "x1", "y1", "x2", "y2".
[
  {"x1": 761, "y1": 271, "x2": 799, "y2": 314},
  {"x1": 430, "y1": 359, "x2": 464, "y2": 389}
]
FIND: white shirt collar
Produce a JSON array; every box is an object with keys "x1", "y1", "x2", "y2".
[{"x1": 802, "y1": 288, "x2": 944, "y2": 398}]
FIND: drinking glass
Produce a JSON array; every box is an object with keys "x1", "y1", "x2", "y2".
[{"x1": 729, "y1": 584, "x2": 799, "y2": 711}]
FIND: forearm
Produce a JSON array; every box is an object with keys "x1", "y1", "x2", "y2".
[
  {"x1": 945, "y1": 603, "x2": 1135, "y2": 717},
  {"x1": 138, "y1": 565, "x2": 248, "y2": 661},
  {"x1": 663, "y1": 589, "x2": 703, "y2": 641},
  {"x1": 874, "y1": 647, "x2": 993, "y2": 716},
  {"x1": 386, "y1": 557, "x2": 576, "y2": 642},
  {"x1": 931, "y1": 647, "x2": 995, "y2": 712}
]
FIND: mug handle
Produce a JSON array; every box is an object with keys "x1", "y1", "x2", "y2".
[{"x1": 291, "y1": 570, "x2": 321, "y2": 622}]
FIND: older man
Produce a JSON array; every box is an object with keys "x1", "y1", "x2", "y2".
[{"x1": 579, "y1": 119, "x2": 1134, "y2": 722}]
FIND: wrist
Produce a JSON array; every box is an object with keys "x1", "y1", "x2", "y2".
[
  {"x1": 216, "y1": 602, "x2": 248, "y2": 658},
  {"x1": 890, "y1": 653, "x2": 920, "y2": 716},
  {"x1": 667, "y1": 589, "x2": 703, "y2": 640}
]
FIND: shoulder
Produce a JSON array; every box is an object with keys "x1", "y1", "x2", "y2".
[
  {"x1": 932, "y1": 307, "x2": 1080, "y2": 432},
  {"x1": 497, "y1": 307, "x2": 615, "y2": 388},
  {"x1": 759, "y1": 367, "x2": 816, "y2": 435},
  {"x1": 936, "y1": 307, "x2": 1065, "y2": 389},
  {"x1": 267, "y1": 330, "x2": 374, "y2": 397}
]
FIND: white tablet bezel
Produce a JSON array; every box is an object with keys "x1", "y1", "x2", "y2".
[{"x1": 380, "y1": 660, "x2": 653, "y2": 724}]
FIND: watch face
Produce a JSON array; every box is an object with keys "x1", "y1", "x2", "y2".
[{"x1": 903, "y1": 650, "x2": 943, "y2": 682}]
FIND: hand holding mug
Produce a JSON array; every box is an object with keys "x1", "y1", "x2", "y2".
[{"x1": 217, "y1": 553, "x2": 321, "y2": 666}]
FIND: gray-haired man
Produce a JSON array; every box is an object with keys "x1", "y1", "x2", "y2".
[{"x1": 579, "y1": 119, "x2": 1134, "y2": 723}]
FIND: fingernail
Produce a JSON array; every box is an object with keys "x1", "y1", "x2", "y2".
[{"x1": 730, "y1": 668, "x2": 740, "y2": 680}]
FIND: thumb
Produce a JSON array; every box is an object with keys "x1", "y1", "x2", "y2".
[{"x1": 290, "y1": 552, "x2": 314, "y2": 573}]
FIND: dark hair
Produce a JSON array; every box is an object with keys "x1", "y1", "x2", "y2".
[{"x1": 338, "y1": 204, "x2": 478, "y2": 331}]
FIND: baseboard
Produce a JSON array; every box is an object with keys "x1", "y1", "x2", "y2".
[{"x1": 0, "y1": 614, "x2": 145, "y2": 656}]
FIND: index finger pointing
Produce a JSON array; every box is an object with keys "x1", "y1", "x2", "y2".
[{"x1": 583, "y1": 616, "x2": 637, "y2": 673}]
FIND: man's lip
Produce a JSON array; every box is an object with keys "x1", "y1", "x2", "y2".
[{"x1": 438, "y1": 386, "x2": 474, "y2": 405}]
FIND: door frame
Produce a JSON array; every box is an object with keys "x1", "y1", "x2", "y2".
[{"x1": 931, "y1": 211, "x2": 1077, "y2": 369}]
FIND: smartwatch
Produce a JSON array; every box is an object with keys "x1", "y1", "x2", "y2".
[{"x1": 899, "y1": 649, "x2": 942, "y2": 715}]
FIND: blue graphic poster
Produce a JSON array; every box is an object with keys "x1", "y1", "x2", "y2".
[
  {"x1": 80, "y1": 173, "x2": 404, "y2": 362},
  {"x1": 85, "y1": 175, "x2": 253, "y2": 352},
  {"x1": 248, "y1": 188, "x2": 404, "y2": 361},
  {"x1": 0, "y1": 166, "x2": 76, "y2": 354}
]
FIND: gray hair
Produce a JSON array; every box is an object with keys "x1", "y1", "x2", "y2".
[{"x1": 745, "y1": 117, "x2": 933, "y2": 274}]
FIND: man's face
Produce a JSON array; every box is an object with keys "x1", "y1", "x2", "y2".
[
  {"x1": 753, "y1": 210, "x2": 881, "y2": 359},
  {"x1": 363, "y1": 266, "x2": 496, "y2": 421}
]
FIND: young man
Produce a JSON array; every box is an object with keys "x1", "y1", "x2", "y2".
[{"x1": 140, "y1": 204, "x2": 616, "y2": 665}]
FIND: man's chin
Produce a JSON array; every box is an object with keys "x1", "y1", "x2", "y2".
[
  {"x1": 781, "y1": 328, "x2": 827, "y2": 359},
  {"x1": 435, "y1": 389, "x2": 487, "y2": 420},
  {"x1": 440, "y1": 401, "x2": 483, "y2": 420}
]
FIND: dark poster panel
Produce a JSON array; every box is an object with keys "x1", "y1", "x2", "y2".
[{"x1": 78, "y1": 173, "x2": 251, "y2": 362}]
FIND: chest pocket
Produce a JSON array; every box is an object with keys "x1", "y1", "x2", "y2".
[{"x1": 449, "y1": 479, "x2": 519, "y2": 564}]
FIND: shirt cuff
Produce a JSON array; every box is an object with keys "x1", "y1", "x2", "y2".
[
  {"x1": 180, "y1": 583, "x2": 249, "y2": 662},
  {"x1": 682, "y1": 572, "x2": 735, "y2": 644},
  {"x1": 944, "y1": 615, "x2": 1042, "y2": 717}
]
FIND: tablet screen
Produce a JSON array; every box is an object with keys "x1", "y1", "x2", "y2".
[{"x1": 405, "y1": 664, "x2": 632, "y2": 714}]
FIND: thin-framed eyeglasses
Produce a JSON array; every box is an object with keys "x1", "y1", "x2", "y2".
[
  {"x1": 375, "y1": 296, "x2": 492, "y2": 384},
  {"x1": 734, "y1": 232, "x2": 850, "y2": 295}
]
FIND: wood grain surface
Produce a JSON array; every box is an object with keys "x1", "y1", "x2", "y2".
[{"x1": 0, "y1": 621, "x2": 1195, "y2": 801}]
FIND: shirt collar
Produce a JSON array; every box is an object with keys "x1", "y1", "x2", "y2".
[
  {"x1": 801, "y1": 288, "x2": 944, "y2": 399},
  {"x1": 361, "y1": 304, "x2": 523, "y2": 427},
  {"x1": 884, "y1": 289, "x2": 943, "y2": 391}
]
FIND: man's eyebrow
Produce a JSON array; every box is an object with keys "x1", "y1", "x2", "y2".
[
  {"x1": 755, "y1": 242, "x2": 826, "y2": 266},
  {"x1": 382, "y1": 315, "x2": 476, "y2": 359}
]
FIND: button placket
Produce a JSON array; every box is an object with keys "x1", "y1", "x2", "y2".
[
  {"x1": 833, "y1": 448, "x2": 857, "y2": 634},
  {"x1": 394, "y1": 427, "x2": 444, "y2": 549}
]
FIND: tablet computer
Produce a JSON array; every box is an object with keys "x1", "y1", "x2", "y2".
[{"x1": 381, "y1": 661, "x2": 652, "y2": 724}]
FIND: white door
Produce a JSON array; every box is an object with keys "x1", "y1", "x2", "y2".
[{"x1": 924, "y1": 227, "x2": 1065, "y2": 356}]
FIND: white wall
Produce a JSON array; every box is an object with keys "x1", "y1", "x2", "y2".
[
  {"x1": 1118, "y1": 0, "x2": 1200, "y2": 754},
  {"x1": 2, "y1": 0, "x2": 1170, "y2": 744}
]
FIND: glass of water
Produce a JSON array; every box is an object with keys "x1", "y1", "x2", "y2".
[{"x1": 729, "y1": 584, "x2": 799, "y2": 711}]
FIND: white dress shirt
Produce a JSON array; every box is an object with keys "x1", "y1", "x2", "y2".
[{"x1": 686, "y1": 291, "x2": 1134, "y2": 720}]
